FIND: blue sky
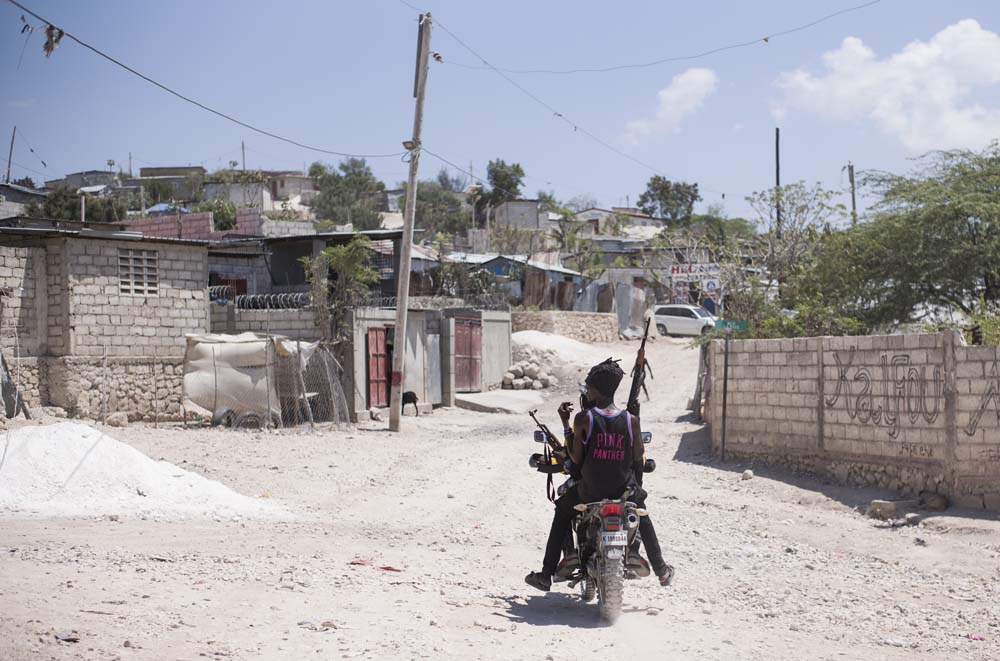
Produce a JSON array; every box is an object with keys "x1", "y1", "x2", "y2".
[{"x1": 2, "y1": 0, "x2": 999, "y2": 221}]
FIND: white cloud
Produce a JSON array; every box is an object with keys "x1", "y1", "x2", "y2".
[
  {"x1": 624, "y1": 68, "x2": 718, "y2": 143},
  {"x1": 775, "y1": 19, "x2": 1000, "y2": 152}
]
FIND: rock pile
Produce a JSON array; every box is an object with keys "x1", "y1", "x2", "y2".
[{"x1": 500, "y1": 352, "x2": 560, "y2": 391}]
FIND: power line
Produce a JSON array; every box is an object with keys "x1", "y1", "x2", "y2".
[
  {"x1": 398, "y1": 1, "x2": 727, "y2": 197},
  {"x1": 5, "y1": 0, "x2": 406, "y2": 160},
  {"x1": 6, "y1": 159, "x2": 48, "y2": 180},
  {"x1": 436, "y1": 0, "x2": 882, "y2": 75}
]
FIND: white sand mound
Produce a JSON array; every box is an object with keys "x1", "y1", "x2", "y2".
[
  {"x1": 512, "y1": 330, "x2": 614, "y2": 366},
  {"x1": 0, "y1": 423, "x2": 276, "y2": 519}
]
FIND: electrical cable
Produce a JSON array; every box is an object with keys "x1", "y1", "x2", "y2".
[
  {"x1": 12, "y1": 127, "x2": 47, "y2": 169},
  {"x1": 428, "y1": 0, "x2": 882, "y2": 75},
  {"x1": 5, "y1": 0, "x2": 407, "y2": 160},
  {"x1": 398, "y1": 2, "x2": 727, "y2": 196},
  {"x1": 6, "y1": 160, "x2": 48, "y2": 180}
]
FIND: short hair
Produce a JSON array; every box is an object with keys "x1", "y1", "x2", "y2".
[{"x1": 585, "y1": 358, "x2": 624, "y2": 398}]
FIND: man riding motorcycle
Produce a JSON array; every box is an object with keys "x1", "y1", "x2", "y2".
[{"x1": 525, "y1": 359, "x2": 674, "y2": 592}]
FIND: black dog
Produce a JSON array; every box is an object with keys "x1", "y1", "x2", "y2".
[{"x1": 402, "y1": 391, "x2": 419, "y2": 416}]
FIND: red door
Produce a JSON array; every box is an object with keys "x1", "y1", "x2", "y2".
[
  {"x1": 367, "y1": 327, "x2": 389, "y2": 408},
  {"x1": 455, "y1": 318, "x2": 482, "y2": 393}
]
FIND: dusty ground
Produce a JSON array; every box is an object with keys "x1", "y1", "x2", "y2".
[{"x1": 2, "y1": 336, "x2": 1000, "y2": 660}]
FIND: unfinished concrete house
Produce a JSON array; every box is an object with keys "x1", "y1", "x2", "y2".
[{"x1": 0, "y1": 217, "x2": 208, "y2": 419}]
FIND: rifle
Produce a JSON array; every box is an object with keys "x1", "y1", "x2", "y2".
[
  {"x1": 529, "y1": 408, "x2": 563, "y2": 456},
  {"x1": 626, "y1": 317, "x2": 652, "y2": 417}
]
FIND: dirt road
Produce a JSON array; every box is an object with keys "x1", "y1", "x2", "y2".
[{"x1": 2, "y1": 337, "x2": 999, "y2": 660}]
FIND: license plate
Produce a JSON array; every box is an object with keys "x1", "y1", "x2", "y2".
[{"x1": 602, "y1": 532, "x2": 627, "y2": 546}]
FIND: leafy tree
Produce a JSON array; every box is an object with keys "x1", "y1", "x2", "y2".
[
  {"x1": 637, "y1": 177, "x2": 700, "y2": 225},
  {"x1": 143, "y1": 179, "x2": 174, "y2": 205},
  {"x1": 553, "y1": 218, "x2": 603, "y2": 279},
  {"x1": 745, "y1": 181, "x2": 845, "y2": 289},
  {"x1": 401, "y1": 180, "x2": 469, "y2": 237},
  {"x1": 435, "y1": 168, "x2": 465, "y2": 194},
  {"x1": 484, "y1": 159, "x2": 525, "y2": 207},
  {"x1": 25, "y1": 186, "x2": 126, "y2": 223},
  {"x1": 537, "y1": 190, "x2": 559, "y2": 213},
  {"x1": 300, "y1": 234, "x2": 380, "y2": 339},
  {"x1": 310, "y1": 158, "x2": 385, "y2": 230},
  {"x1": 195, "y1": 198, "x2": 237, "y2": 230},
  {"x1": 10, "y1": 176, "x2": 35, "y2": 189}
]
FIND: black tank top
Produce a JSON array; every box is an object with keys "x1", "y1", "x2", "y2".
[{"x1": 579, "y1": 407, "x2": 635, "y2": 502}]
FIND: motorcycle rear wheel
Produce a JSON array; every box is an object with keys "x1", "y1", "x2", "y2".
[
  {"x1": 598, "y1": 570, "x2": 624, "y2": 623},
  {"x1": 580, "y1": 578, "x2": 596, "y2": 603}
]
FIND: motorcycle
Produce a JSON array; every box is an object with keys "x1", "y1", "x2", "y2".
[{"x1": 528, "y1": 412, "x2": 655, "y2": 623}]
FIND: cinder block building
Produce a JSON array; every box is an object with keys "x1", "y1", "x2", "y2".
[{"x1": 0, "y1": 216, "x2": 209, "y2": 419}]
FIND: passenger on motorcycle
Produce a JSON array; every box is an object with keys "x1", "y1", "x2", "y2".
[{"x1": 525, "y1": 359, "x2": 674, "y2": 592}]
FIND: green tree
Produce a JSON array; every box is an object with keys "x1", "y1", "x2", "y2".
[
  {"x1": 637, "y1": 177, "x2": 700, "y2": 225},
  {"x1": 402, "y1": 180, "x2": 468, "y2": 237},
  {"x1": 25, "y1": 186, "x2": 126, "y2": 223},
  {"x1": 143, "y1": 179, "x2": 174, "y2": 205},
  {"x1": 196, "y1": 198, "x2": 237, "y2": 230},
  {"x1": 789, "y1": 144, "x2": 1000, "y2": 329},
  {"x1": 435, "y1": 168, "x2": 465, "y2": 193},
  {"x1": 300, "y1": 234, "x2": 380, "y2": 339},
  {"x1": 310, "y1": 158, "x2": 385, "y2": 230},
  {"x1": 484, "y1": 159, "x2": 525, "y2": 207}
]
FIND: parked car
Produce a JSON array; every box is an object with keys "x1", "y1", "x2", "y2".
[{"x1": 647, "y1": 304, "x2": 716, "y2": 336}]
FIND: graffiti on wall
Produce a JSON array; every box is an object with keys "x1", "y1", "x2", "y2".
[
  {"x1": 965, "y1": 356, "x2": 1000, "y2": 436},
  {"x1": 825, "y1": 347, "x2": 942, "y2": 439}
]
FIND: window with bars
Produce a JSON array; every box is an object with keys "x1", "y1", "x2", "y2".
[{"x1": 118, "y1": 249, "x2": 159, "y2": 296}]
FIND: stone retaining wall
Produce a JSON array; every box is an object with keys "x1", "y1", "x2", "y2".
[
  {"x1": 705, "y1": 331, "x2": 1000, "y2": 509},
  {"x1": 46, "y1": 355, "x2": 186, "y2": 421},
  {"x1": 512, "y1": 311, "x2": 618, "y2": 343}
]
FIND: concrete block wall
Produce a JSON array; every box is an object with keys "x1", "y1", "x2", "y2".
[
  {"x1": 65, "y1": 239, "x2": 209, "y2": 357},
  {"x1": 954, "y1": 343, "x2": 1000, "y2": 506},
  {"x1": 215, "y1": 305, "x2": 318, "y2": 340},
  {"x1": 706, "y1": 331, "x2": 1000, "y2": 509},
  {"x1": 124, "y1": 208, "x2": 265, "y2": 241},
  {"x1": 511, "y1": 311, "x2": 618, "y2": 343},
  {"x1": 0, "y1": 246, "x2": 44, "y2": 356}
]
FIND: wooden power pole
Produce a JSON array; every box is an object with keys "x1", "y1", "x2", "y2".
[
  {"x1": 848, "y1": 161, "x2": 857, "y2": 226},
  {"x1": 389, "y1": 12, "x2": 432, "y2": 432},
  {"x1": 775, "y1": 127, "x2": 782, "y2": 239},
  {"x1": 5, "y1": 126, "x2": 15, "y2": 184}
]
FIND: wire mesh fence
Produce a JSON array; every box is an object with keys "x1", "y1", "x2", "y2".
[{"x1": 180, "y1": 334, "x2": 350, "y2": 432}]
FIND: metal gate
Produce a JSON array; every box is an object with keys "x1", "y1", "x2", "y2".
[
  {"x1": 454, "y1": 318, "x2": 482, "y2": 393},
  {"x1": 367, "y1": 327, "x2": 389, "y2": 408}
]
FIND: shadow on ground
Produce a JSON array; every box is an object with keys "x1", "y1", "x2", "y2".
[
  {"x1": 487, "y1": 592, "x2": 644, "y2": 629},
  {"x1": 670, "y1": 419, "x2": 1000, "y2": 524}
]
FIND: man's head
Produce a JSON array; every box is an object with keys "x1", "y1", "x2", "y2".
[{"x1": 584, "y1": 358, "x2": 624, "y2": 405}]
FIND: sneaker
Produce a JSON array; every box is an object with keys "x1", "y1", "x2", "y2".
[
  {"x1": 524, "y1": 571, "x2": 552, "y2": 592},
  {"x1": 656, "y1": 564, "x2": 675, "y2": 587}
]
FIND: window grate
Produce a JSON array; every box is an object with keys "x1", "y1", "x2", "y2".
[{"x1": 118, "y1": 248, "x2": 159, "y2": 296}]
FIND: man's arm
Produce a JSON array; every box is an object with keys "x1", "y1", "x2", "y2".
[{"x1": 569, "y1": 410, "x2": 588, "y2": 466}]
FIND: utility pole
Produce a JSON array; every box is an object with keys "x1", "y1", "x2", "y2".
[
  {"x1": 5, "y1": 126, "x2": 15, "y2": 184},
  {"x1": 241, "y1": 141, "x2": 246, "y2": 171},
  {"x1": 774, "y1": 127, "x2": 782, "y2": 239},
  {"x1": 128, "y1": 152, "x2": 133, "y2": 178},
  {"x1": 80, "y1": 194, "x2": 86, "y2": 224},
  {"x1": 848, "y1": 161, "x2": 857, "y2": 226},
  {"x1": 389, "y1": 12, "x2": 432, "y2": 432}
]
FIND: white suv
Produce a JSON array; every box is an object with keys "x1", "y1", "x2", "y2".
[{"x1": 648, "y1": 304, "x2": 716, "y2": 336}]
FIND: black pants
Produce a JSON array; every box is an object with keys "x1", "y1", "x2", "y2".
[{"x1": 542, "y1": 485, "x2": 667, "y2": 577}]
